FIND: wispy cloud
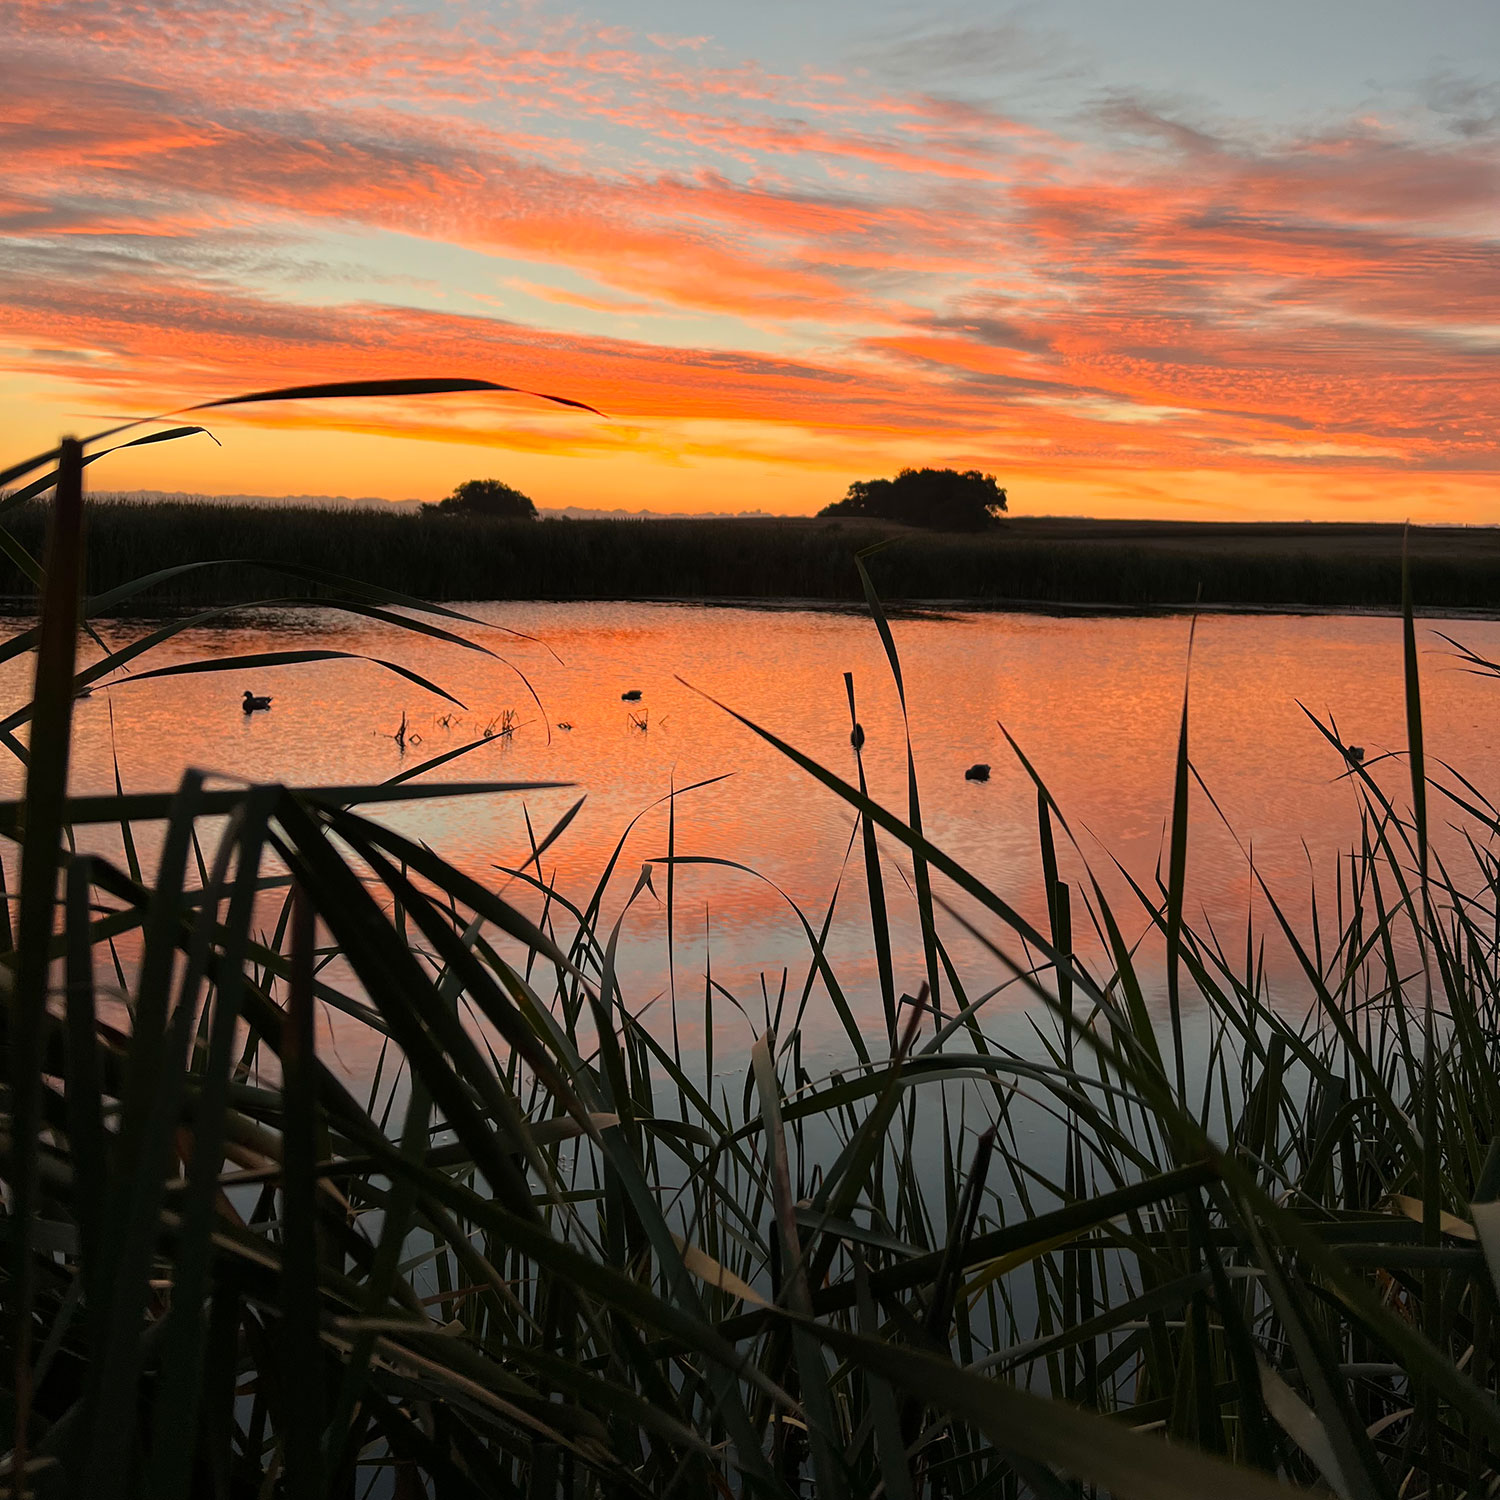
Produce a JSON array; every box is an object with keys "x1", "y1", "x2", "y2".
[{"x1": 0, "y1": 0, "x2": 1495, "y2": 516}]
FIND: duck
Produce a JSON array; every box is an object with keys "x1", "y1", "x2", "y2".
[
  {"x1": 557, "y1": 721, "x2": 573, "y2": 731},
  {"x1": 850, "y1": 723, "x2": 865, "y2": 750},
  {"x1": 621, "y1": 689, "x2": 643, "y2": 702},
  {"x1": 965, "y1": 763, "x2": 991, "y2": 782},
  {"x1": 242, "y1": 690, "x2": 273, "y2": 713},
  {"x1": 1347, "y1": 745, "x2": 1365, "y2": 763}
]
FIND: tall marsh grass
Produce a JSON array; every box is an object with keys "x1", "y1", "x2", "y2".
[
  {"x1": 2, "y1": 394, "x2": 1500, "y2": 1497},
  {"x1": 1, "y1": 499, "x2": 1498, "y2": 610}
]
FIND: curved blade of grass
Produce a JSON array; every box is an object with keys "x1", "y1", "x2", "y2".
[
  {"x1": 804, "y1": 1320, "x2": 1297, "y2": 1500},
  {"x1": 185, "y1": 375, "x2": 603, "y2": 417},
  {"x1": 0, "y1": 779, "x2": 566, "y2": 835},
  {"x1": 1, "y1": 427, "x2": 219, "y2": 510},
  {"x1": 1257, "y1": 1361, "x2": 1352, "y2": 1499},
  {"x1": 654, "y1": 855, "x2": 869, "y2": 1067},
  {"x1": 81, "y1": 648, "x2": 468, "y2": 709},
  {"x1": 0, "y1": 372, "x2": 598, "y2": 499},
  {"x1": 0, "y1": 522, "x2": 43, "y2": 588},
  {"x1": 716, "y1": 1161, "x2": 1217, "y2": 1340}
]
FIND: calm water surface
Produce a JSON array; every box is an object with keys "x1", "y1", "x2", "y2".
[{"x1": 11, "y1": 602, "x2": 1499, "y2": 1077}]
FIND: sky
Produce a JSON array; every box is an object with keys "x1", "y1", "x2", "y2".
[{"x1": 2, "y1": 0, "x2": 1497, "y2": 519}]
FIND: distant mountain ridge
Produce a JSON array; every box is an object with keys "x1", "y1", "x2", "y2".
[{"x1": 91, "y1": 490, "x2": 781, "y2": 521}]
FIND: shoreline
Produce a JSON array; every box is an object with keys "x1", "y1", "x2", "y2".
[
  {"x1": 603, "y1": 595, "x2": 1500, "y2": 622},
  {"x1": 4, "y1": 593, "x2": 1499, "y2": 624}
]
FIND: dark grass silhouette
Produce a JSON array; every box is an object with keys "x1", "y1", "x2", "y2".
[
  {"x1": 8, "y1": 396, "x2": 1500, "y2": 1494},
  {"x1": 2, "y1": 498, "x2": 1499, "y2": 610}
]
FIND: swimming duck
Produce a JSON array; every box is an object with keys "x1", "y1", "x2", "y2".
[
  {"x1": 242, "y1": 690, "x2": 273, "y2": 713},
  {"x1": 965, "y1": 763, "x2": 990, "y2": 782},
  {"x1": 621, "y1": 689, "x2": 643, "y2": 702}
]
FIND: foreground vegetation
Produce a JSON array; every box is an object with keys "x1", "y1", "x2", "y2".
[
  {"x1": 4, "y1": 390, "x2": 1500, "y2": 1497},
  {"x1": 0, "y1": 499, "x2": 1498, "y2": 610}
]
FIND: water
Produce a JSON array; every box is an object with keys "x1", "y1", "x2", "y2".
[{"x1": 8, "y1": 601, "x2": 1499, "y2": 1078}]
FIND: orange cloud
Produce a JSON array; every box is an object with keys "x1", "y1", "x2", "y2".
[{"x1": 0, "y1": 0, "x2": 1496, "y2": 519}]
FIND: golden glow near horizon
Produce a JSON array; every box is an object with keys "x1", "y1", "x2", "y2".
[{"x1": 2, "y1": 1, "x2": 1497, "y2": 520}]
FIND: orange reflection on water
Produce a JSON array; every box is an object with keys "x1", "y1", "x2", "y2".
[{"x1": 7, "y1": 602, "x2": 1498, "y2": 1079}]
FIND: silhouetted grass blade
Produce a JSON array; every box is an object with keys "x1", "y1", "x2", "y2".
[{"x1": 185, "y1": 375, "x2": 604, "y2": 417}]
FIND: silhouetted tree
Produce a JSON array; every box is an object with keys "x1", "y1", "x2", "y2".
[
  {"x1": 819, "y1": 468, "x2": 1007, "y2": 531},
  {"x1": 424, "y1": 478, "x2": 537, "y2": 520}
]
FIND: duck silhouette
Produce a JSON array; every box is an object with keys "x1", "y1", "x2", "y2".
[
  {"x1": 621, "y1": 689, "x2": 643, "y2": 702},
  {"x1": 242, "y1": 690, "x2": 273, "y2": 713},
  {"x1": 965, "y1": 763, "x2": 990, "y2": 782}
]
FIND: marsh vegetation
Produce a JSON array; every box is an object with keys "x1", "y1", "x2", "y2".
[
  {"x1": 0, "y1": 499, "x2": 1495, "y2": 613},
  {"x1": 4, "y1": 390, "x2": 1500, "y2": 1497}
]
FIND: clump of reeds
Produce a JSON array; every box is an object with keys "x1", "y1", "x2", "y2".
[{"x1": 2, "y1": 397, "x2": 1500, "y2": 1498}]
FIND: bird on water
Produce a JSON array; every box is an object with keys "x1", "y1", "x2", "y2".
[
  {"x1": 621, "y1": 689, "x2": 643, "y2": 702},
  {"x1": 965, "y1": 763, "x2": 990, "y2": 782},
  {"x1": 243, "y1": 690, "x2": 273, "y2": 713}
]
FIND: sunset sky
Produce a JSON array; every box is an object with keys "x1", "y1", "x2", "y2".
[{"x1": 3, "y1": 0, "x2": 1497, "y2": 519}]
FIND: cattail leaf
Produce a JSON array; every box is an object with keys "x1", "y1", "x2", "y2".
[
  {"x1": 92, "y1": 648, "x2": 469, "y2": 708},
  {"x1": 809, "y1": 1319, "x2": 1297, "y2": 1500},
  {"x1": 184, "y1": 374, "x2": 603, "y2": 416}
]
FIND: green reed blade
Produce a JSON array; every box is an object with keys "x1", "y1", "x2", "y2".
[
  {"x1": 62, "y1": 858, "x2": 104, "y2": 1315},
  {"x1": 0, "y1": 780, "x2": 566, "y2": 835},
  {"x1": 10, "y1": 438, "x2": 84, "y2": 1477},
  {"x1": 1164, "y1": 620, "x2": 1195, "y2": 1108},
  {"x1": 0, "y1": 523, "x2": 43, "y2": 589},
  {"x1": 277, "y1": 881, "x2": 326, "y2": 1500},
  {"x1": 77, "y1": 951, "x2": 201, "y2": 1496},
  {"x1": 854, "y1": 554, "x2": 942, "y2": 1015},
  {"x1": 74, "y1": 646, "x2": 469, "y2": 710},
  {"x1": 146, "y1": 786, "x2": 276, "y2": 1500},
  {"x1": 0, "y1": 592, "x2": 509, "y2": 693},
  {"x1": 718, "y1": 1160, "x2": 1217, "y2": 1342},
  {"x1": 1238, "y1": 1210, "x2": 1394, "y2": 1500},
  {"x1": 657, "y1": 854, "x2": 874, "y2": 1066},
  {"x1": 807, "y1": 1319, "x2": 1296, "y2": 1500},
  {"x1": 846, "y1": 671, "x2": 897, "y2": 1049},
  {"x1": 268, "y1": 805, "x2": 550, "y2": 1225},
  {"x1": 1, "y1": 428, "x2": 218, "y2": 510}
]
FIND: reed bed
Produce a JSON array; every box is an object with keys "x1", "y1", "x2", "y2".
[
  {"x1": 3, "y1": 394, "x2": 1500, "y2": 1497},
  {"x1": 1, "y1": 498, "x2": 1498, "y2": 611}
]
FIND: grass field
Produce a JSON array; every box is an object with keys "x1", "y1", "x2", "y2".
[{"x1": 1, "y1": 498, "x2": 1497, "y2": 611}]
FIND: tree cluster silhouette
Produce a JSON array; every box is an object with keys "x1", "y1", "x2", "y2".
[
  {"x1": 819, "y1": 467, "x2": 1007, "y2": 531},
  {"x1": 424, "y1": 477, "x2": 537, "y2": 519}
]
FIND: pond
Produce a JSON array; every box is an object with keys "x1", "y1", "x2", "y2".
[{"x1": 9, "y1": 600, "x2": 1499, "y2": 1080}]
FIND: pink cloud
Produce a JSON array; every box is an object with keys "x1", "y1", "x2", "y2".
[{"x1": 0, "y1": 0, "x2": 1495, "y2": 507}]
